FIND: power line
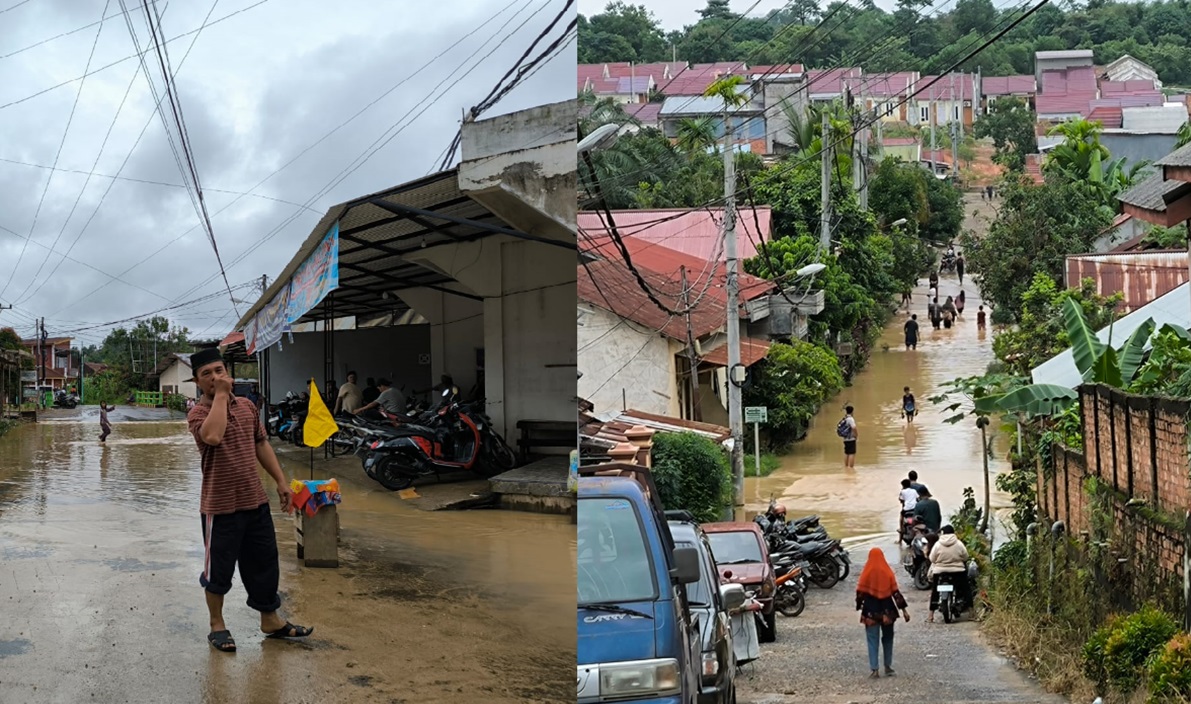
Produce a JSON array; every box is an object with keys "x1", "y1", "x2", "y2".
[
  {"x1": 166, "y1": 0, "x2": 560, "y2": 308},
  {"x1": 0, "y1": 0, "x2": 112, "y2": 303},
  {"x1": 47, "y1": 0, "x2": 535, "y2": 320}
]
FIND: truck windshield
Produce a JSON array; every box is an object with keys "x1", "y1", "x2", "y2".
[
  {"x1": 706, "y1": 531, "x2": 764, "y2": 564},
  {"x1": 578, "y1": 497, "x2": 657, "y2": 605}
]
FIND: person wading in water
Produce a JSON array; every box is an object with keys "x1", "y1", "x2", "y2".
[
  {"x1": 98, "y1": 402, "x2": 116, "y2": 443},
  {"x1": 186, "y1": 348, "x2": 312, "y2": 652}
]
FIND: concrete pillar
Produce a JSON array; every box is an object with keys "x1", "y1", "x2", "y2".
[
  {"x1": 484, "y1": 295, "x2": 507, "y2": 439},
  {"x1": 293, "y1": 505, "x2": 339, "y2": 568}
]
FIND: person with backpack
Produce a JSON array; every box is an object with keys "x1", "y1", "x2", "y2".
[{"x1": 837, "y1": 405, "x2": 858, "y2": 468}]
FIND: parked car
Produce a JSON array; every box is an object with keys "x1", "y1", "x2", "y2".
[
  {"x1": 667, "y1": 512, "x2": 744, "y2": 704},
  {"x1": 577, "y1": 466, "x2": 703, "y2": 703},
  {"x1": 702, "y1": 522, "x2": 778, "y2": 643}
]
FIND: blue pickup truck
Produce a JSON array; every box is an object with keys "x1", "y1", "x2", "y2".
[{"x1": 577, "y1": 466, "x2": 703, "y2": 704}]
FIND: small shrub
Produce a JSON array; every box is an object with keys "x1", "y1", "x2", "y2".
[
  {"x1": 650, "y1": 432, "x2": 731, "y2": 523},
  {"x1": 1147, "y1": 632, "x2": 1191, "y2": 701},
  {"x1": 992, "y1": 540, "x2": 1027, "y2": 572},
  {"x1": 1103, "y1": 605, "x2": 1180, "y2": 693},
  {"x1": 1082, "y1": 619, "x2": 1116, "y2": 691}
]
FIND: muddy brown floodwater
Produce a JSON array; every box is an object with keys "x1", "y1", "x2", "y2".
[
  {"x1": 0, "y1": 408, "x2": 574, "y2": 703},
  {"x1": 747, "y1": 281, "x2": 1015, "y2": 543}
]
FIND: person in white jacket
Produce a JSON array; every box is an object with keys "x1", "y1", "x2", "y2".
[{"x1": 927, "y1": 524, "x2": 970, "y2": 622}]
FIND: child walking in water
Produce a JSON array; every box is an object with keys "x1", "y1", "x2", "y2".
[{"x1": 98, "y1": 402, "x2": 116, "y2": 443}]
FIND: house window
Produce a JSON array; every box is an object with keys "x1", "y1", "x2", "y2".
[
  {"x1": 885, "y1": 102, "x2": 895, "y2": 116},
  {"x1": 919, "y1": 105, "x2": 930, "y2": 123},
  {"x1": 163, "y1": 385, "x2": 176, "y2": 395}
]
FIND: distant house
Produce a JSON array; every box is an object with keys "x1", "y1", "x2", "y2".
[
  {"x1": 578, "y1": 62, "x2": 685, "y2": 103},
  {"x1": 1035, "y1": 66, "x2": 1098, "y2": 122},
  {"x1": 980, "y1": 75, "x2": 1037, "y2": 113},
  {"x1": 752, "y1": 65, "x2": 807, "y2": 154},
  {"x1": 19, "y1": 336, "x2": 76, "y2": 390},
  {"x1": 659, "y1": 89, "x2": 767, "y2": 153},
  {"x1": 805, "y1": 67, "x2": 862, "y2": 103},
  {"x1": 153, "y1": 353, "x2": 197, "y2": 399},
  {"x1": 1103, "y1": 55, "x2": 1162, "y2": 89},
  {"x1": 880, "y1": 137, "x2": 921, "y2": 163},
  {"x1": 854, "y1": 71, "x2": 916, "y2": 122},
  {"x1": 1064, "y1": 250, "x2": 1188, "y2": 311},
  {"x1": 913, "y1": 73, "x2": 977, "y2": 128},
  {"x1": 1034, "y1": 50, "x2": 1094, "y2": 88}
]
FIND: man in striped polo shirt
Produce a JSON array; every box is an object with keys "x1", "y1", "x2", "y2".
[{"x1": 187, "y1": 348, "x2": 312, "y2": 652}]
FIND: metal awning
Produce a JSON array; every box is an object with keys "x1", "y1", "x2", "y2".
[{"x1": 235, "y1": 169, "x2": 549, "y2": 330}]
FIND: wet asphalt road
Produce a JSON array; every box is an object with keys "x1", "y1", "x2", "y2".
[{"x1": 0, "y1": 408, "x2": 574, "y2": 703}]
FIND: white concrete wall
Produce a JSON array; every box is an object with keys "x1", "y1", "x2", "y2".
[
  {"x1": 266, "y1": 326, "x2": 431, "y2": 403},
  {"x1": 394, "y1": 288, "x2": 485, "y2": 397},
  {"x1": 578, "y1": 304, "x2": 679, "y2": 417},
  {"x1": 159, "y1": 360, "x2": 197, "y2": 399}
]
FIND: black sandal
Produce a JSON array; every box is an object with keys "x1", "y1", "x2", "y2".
[
  {"x1": 208, "y1": 630, "x2": 236, "y2": 652},
  {"x1": 265, "y1": 622, "x2": 313, "y2": 639}
]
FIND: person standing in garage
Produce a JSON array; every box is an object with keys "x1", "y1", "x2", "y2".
[
  {"x1": 352, "y1": 378, "x2": 404, "y2": 419},
  {"x1": 334, "y1": 371, "x2": 363, "y2": 415}
]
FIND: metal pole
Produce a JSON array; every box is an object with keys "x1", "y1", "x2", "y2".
[
  {"x1": 820, "y1": 109, "x2": 831, "y2": 251},
  {"x1": 724, "y1": 103, "x2": 744, "y2": 513},
  {"x1": 930, "y1": 84, "x2": 936, "y2": 169},
  {"x1": 680, "y1": 265, "x2": 702, "y2": 422},
  {"x1": 753, "y1": 421, "x2": 761, "y2": 477},
  {"x1": 951, "y1": 73, "x2": 960, "y2": 179}
]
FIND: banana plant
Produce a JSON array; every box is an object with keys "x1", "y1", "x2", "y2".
[{"x1": 1061, "y1": 297, "x2": 1155, "y2": 388}]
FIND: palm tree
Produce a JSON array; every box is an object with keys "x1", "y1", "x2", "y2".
[
  {"x1": 1043, "y1": 117, "x2": 1148, "y2": 210},
  {"x1": 674, "y1": 117, "x2": 718, "y2": 156}
]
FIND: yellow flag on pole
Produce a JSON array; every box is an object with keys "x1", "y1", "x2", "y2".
[{"x1": 303, "y1": 378, "x2": 339, "y2": 447}]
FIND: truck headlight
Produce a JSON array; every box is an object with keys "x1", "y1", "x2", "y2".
[
  {"x1": 599, "y1": 659, "x2": 680, "y2": 697},
  {"x1": 702, "y1": 651, "x2": 719, "y2": 678}
]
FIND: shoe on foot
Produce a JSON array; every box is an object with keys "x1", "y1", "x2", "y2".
[
  {"x1": 885, "y1": 667, "x2": 896, "y2": 676},
  {"x1": 869, "y1": 670, "x2": 880, "y2": 679}
]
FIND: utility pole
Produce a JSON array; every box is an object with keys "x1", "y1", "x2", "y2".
[
  {"x1": 951, "y1": 73, "x2": 960, "y2": 180},
  {"x1": 930, "y1": 84, "x2": 936, "y2": 172},
  {"x1": 820, "y1": 108, "x2": 832, "y2": 251},
  {"x1": 38, "y1": 318, "x2": 45, "y2": 403},
  {"x1": 723, "y1": 102, "x2": 744, "y2": 515},
  {"x1": 680, "y1": 265, "x2": 702, "y2": 422}
]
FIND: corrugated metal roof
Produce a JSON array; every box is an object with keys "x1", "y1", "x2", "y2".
[
  {"x1": 749, "y1": 64, "x2": 803, "y2": 77},
  {"x1": 577, "y1": 257, "x2": 726, "y2": 341},
  {"x1": 1032, "y1": 283, "x2": 1190, "y2": 387},
  {"x1": 917, "y1": 74, "x2": 973, "y2": 101},
  {"x1": 605, "y1": 62, "x2": 687, "y2": 80},
  {"x1": 852, "y1": 71, "x2": 915, "y2": 97},
  {"x1": 1037, "y1": 50, "x2": 1094, "y2": 60},
  {"x1": 1087, "y1": 106, "x2": 1123, "y2": 128},
  {"x1": 1120, "y1": 105, "x2": 1186, "y2": 133},
  {"x1": 1065, "y1": 251, "x2": 1189, "y2": 311},
  {"x1": 1156, "y1": 143, "x2": 1191, "y2": 167},
  {"x1": 624, "y1": 102, "x2": 661, "y2": 126},
  {"x1": 982, "y1": 75, "x2": 1037, "y2": 95},
  {"x1": 806, "y1": 67, "x2": 862, "y2": 96},
  {"x1": 577, "y1": 207, "x2": 770, "y2": 262},
  {"x1": 659, "y1": 94, "x2": 756, "y2": 116},
  {"x1": 700, "y1": 337, "x2": 771, "y2": 367},
  {"x1": 1117, "y1": 173, "x2": 1189, "y2": 212}
]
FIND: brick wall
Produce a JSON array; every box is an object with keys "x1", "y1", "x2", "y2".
[{"x1": 1037, "y1": 384, "x2": 1191, "y2": 611}]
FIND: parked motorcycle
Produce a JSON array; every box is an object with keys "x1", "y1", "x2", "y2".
[
  {"x1": 940, "y1": 251, "x2": 957, "y2": 273},
  {"x1": 362, "y1": 386, "x2": 516, "y2": 491},
  {"x1": 759, "y1": 499, "x2": 851, "y2": 581},
  {"x1": 52, "y1": 389, "x2": 79, "y2": 409},
  {"x1": 936, "y1": 560, "x2": 980, "y2": 623},
  {"x1": 773, "y1": 562, "x2": 808, "y2": 617},
  {"x1": 903, "y1": 525, "x2": 933, "y2": 590}
]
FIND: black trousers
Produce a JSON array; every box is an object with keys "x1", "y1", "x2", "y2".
[{"x1": 200, "y1": 502, "x2": 282, "y2": 613}]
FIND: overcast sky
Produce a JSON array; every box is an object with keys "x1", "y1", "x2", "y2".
[{"x1": 0, "y1": 0, "x2": 573, "y2": 348}]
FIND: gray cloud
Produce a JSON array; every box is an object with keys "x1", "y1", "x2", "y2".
[{"x1": 0, "y1": 0, "x2": 574, "y2": 347}]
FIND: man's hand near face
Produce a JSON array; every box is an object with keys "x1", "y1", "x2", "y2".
[{"x1": 212, "y1": 375, "x2": 234, "y2": 398}]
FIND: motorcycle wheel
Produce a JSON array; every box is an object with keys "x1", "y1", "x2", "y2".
[
  {"x1": 775, "y1": 586, "x2": 805, "y2": 618},
  {"x1": 373, "y1": 456, "x2": 416, "y2": 491},
  {"x1": 756, "y1": 611, "x2": 777, "y2": 643},
  {"x1": 913, "y1": 562, "x2": 931, "y2": 591},
  {"x1": 483, "y1": 434, "x2": 517, "y2": 472},
  {"x1": 836, "y1": 553, "x2": 851, "y2": 580},
  {"x1": 941, "y1": 595, "x2": 954, "y2": 624},
  {"x1": 809, "y1": 557, "x2": 840, "y2": 589}
]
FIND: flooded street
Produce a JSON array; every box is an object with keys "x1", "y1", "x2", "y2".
[
  {"x1": 0, "y1": 409, "x2": 573, "y2": 703},
  {"x1": 747, "y1": 280, "x2": 1014, "y2": 541}
]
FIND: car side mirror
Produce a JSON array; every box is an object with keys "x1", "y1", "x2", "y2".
[
  {"x1": 719, "y1": 583, "x2": 746, "y2": 612},
  {"x1": 672, "y1": 546, "x2": 701, "y2": 584}
]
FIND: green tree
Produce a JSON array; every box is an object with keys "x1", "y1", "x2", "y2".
[
  {"x1": 650, "y1": 432, "x2": 732, "y2": 522},
  {"x1": 953, "y1": 0, "x2": 997, "y2": 35},
  {"x1": 972, "y1": 97, "x2": 1037, "y2": 171},
  {"x1": 991, "y1": 272, "x2": 1122, "y2": 377},
  {"x1": 743, "y1": 340, "x2": 844, "y2": 449},
  {"x1": 674, "y1": 117, "x2": 717, "y2": 156},
  {"x1": 698, "y1": 0, "x2": 735, "y2": 20},
  {"x1": 961, "y1": 179, "x2": 1112, "y2": 319},
  {"x1": 581, "y1": 3, "x2": 669, "y2": 63}
]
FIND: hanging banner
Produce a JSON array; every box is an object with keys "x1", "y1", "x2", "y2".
[
  {"x1": 285, "y1": 222, "x2": 339, "y2": 324},
  {"x1": 245, "y1": 287, "x2": 290, "y2": 355}
]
